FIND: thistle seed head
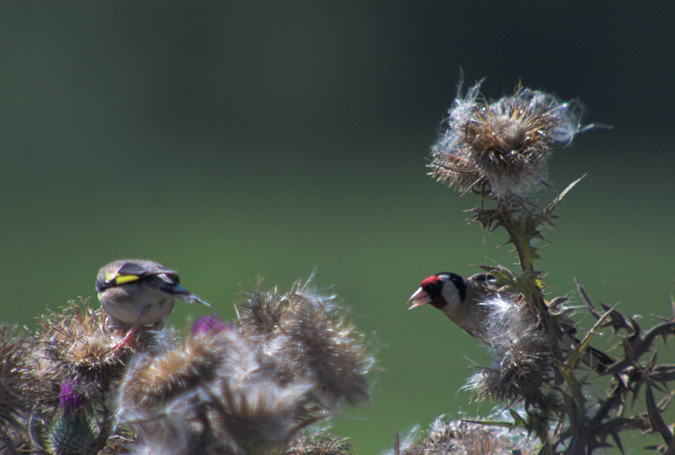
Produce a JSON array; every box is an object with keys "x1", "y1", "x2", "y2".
[
  {"x1": 238, "y1": 280, "x2": 374, "y2": 409},
  {"x1": 0, "y1": 326, "x2": 45, "y2": 432},
  {"x1": 287, "y1": 431, "x2": 353, "y2": 455},
  {"x1": 116, "y1": 331, "x2": 225, "y2": 419},
  {"x1": 430, "y1": 79, "x2": 587, "y2": 202},
  {"x1": 465, "y1": 295, "x2": 552, "y2": 407}
]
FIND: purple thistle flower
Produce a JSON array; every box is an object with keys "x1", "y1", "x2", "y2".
[
  {"x1": 59, "y1": 381, "x2": 87, "y2": 415},
  {"x1": 192, "y1": 313, "x2": 227, "y2": 335}
]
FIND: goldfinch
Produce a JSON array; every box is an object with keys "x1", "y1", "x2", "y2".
[
  {"x1": 408, "y1": 272, "x2": 495, "y2": 341},
  {"x1": 408, "y1": 272, "x2": 613, "y2": 372},
  {"x1": 97, "y1": 259, "x2": 211, "y2": 346}
]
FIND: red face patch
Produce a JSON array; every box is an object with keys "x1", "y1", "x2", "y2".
[{"x1": 420, "y1": 275, "x2": 441, "y2": 288}]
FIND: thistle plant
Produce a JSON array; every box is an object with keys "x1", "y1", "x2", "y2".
[
  {"x1": 0, "y1": 77, "x2": 672, "y2": 455},
  {"x1": 387, "y1": 411, "x2": 540, "y2": 455},
  {"x1": 0, "y1": 280, "x2": 373, "y2": 455},
  {"x1": 46, "y1": 381, "x2": 98, "y2": 455},
  {"x1": 413, "y1": 78, "x2": 675, "y2": 454}
]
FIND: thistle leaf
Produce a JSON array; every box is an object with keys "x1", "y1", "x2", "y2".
[
  {"x1": 508, "y1": 409, "x2": 529, "y2": 430},
  {"x1": 645, "y1": 383, "x2": 675, "y2": 447},
  {"x1": 540, "y1": 174, "x2": 586, "y2": 220},
  {"x1": 566, "y1": 303, "x2": 617, "y2": 371}
]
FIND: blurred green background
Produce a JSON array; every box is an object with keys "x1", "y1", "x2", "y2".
[{"x1": 1, "y1": 2, "x2": 673, "y2": 453}]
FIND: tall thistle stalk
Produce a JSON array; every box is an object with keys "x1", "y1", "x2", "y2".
[{"x1": 415, "y1": 78, "x2": 675, "y2": 455}]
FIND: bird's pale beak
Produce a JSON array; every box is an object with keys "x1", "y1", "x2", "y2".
[{"x1": 408, "y1": 287, "x2": 431, "y2": 310}]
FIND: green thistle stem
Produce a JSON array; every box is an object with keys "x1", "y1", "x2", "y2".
[{"x1": 494, "y1": 200, "x2": 594, "y2": 454}]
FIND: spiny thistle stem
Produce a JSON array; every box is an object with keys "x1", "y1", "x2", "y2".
[
  {"x1": 492, "y1": 204, "x2": 564, "y2": 362},
  {"x1": 495, "y1": 208, "x2": 535, "y2": 272},
  {"x1": 428, "y1": 78, "x2": 630, "y2": 454},
  {"x1": 498, "y1": 208, "x2": 593, "y2": 455}
]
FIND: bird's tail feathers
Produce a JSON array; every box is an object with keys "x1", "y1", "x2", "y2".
[
  {"x1": 181, "y1": 293, "x2": 211, "y2": 307},
  {"x1": 172, "y1": 285, "x2": 211, "y2": 307}
]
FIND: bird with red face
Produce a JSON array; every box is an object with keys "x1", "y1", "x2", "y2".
[
  {"x1": 408, "y1": 272, "x2": 496, "y2": 341},
  {"x1": 408, "y1": 272, "x2": 613, "y2": 372}
]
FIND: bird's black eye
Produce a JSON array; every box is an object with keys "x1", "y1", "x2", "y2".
[{"x1": 424, "y1": 279, "x2": 444, "y2": 295}]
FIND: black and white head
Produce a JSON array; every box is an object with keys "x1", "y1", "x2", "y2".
[{"x1": 408, "y1": 272, "x2": 468, "y2": 312}]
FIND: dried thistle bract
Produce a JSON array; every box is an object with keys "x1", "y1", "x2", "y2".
[
  {"x1": 0, "y1": 325, "x2": 45, "y2": 436},
  {"x1": 464, "y1": 295, "x2": 552, "y2": 407},
  {"x1": 239, "y1": 280, "x2": 374, "y2": 409},
  {"x1": 386, "y1": 412, "x2": 540, "y2": 455},
  {"x1": 34, "y1": 299, "x2": 136, "y2": 399},
  {"x1": 429, "y1": 80, "x2": 587, "y2": 201}
]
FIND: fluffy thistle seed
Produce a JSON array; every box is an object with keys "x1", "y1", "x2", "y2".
[
  {"x1": 0, "y1": 326, "x2": 44, "y2": 432},
  {"x1": 238, "y1": 280, "x2": 374, "y2": 409},
  {"x1": 430, "y1": 79, "x2": 588, "y2": 201},
  {"x1": 35, "y1": 299, "x2": 131, "y2": 389},
  {"x1": 385, "y1": 413, "x2": 539, "y2": 455},
  {"x1": 125, "y1": 416, "x2": 194, "y2": 455},
  {"x1": 206, "y1": 376, "x2": 315, "y2": 455},
  {"x1": 117, "y1": 334, "x2": 224, "y2": 418},
  {"x1": 287, "y1": 431, "x2": 353, "y2": 455},
  {"x1": 426, "y1": 413, "x2": 540, "y2": 455},
  {"x1": 464, "y1": 296, "x2": 551, "y2": 406}
]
